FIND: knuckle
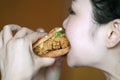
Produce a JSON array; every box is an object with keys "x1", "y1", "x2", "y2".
[
  {"x1": 22, "y1": 27, "x2": 28, "y2": 30},
  {"x1": 3, "y1": 24, "x2": 21, "y2": 31},
  {"x1": 22, "y1": 27, "x2": 31, "y2": 31},
  {"x1": 22, "y1": 27, "x2": 33, "y2": 33},
  {"x1": 37, "y1": 28, "x2": 45, "y2": 32},
  {"x1": 3, "y1": 25, "x2": 10, "y2": 30}
]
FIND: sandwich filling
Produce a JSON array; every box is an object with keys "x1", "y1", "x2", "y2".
[{"x1": 33, "y1": 27, "x2": 70, "y2": 56}]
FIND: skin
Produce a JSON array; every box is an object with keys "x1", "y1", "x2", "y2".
[
  {"x1": 63, "y1": 0, "x2": 120, "y2": 80},
  {"x1": 0, "y1": 24, "x2": 62, "y2": 80},
  {"x1": 1, "y1": 0, "x2": 120, "y2": 80}
]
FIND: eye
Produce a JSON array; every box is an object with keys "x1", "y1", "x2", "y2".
[{"x1": 68, "y1": 7, "x2": 75, "y2": 15}]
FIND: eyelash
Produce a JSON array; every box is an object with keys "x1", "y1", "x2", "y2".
[{"x1": 69, "y1": 7, "x2": 75, "y2": 15}]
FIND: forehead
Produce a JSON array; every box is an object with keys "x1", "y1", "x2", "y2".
[
  {"x1": 72, "y1": 0, "x2": 92, "y2": 8},
  {"x1": 72, "y1": 0, "x2": 91, "y2": 4},
  {"x1": 72, "y1": 0, "x2": 93, "y2": 17}
]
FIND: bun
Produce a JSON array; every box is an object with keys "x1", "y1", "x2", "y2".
[
  {"x1": 40, "y1": 47, "x2": 69, "y2": 57},
  {"x1": 33, "y1": 27, "x2": 70, "y2": 58}
]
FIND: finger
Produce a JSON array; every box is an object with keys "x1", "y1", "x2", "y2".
[
  {"x1": 14, "y1": 27, "x2": 33, "y2": 39},
  {"x1": 54, "y1": 57, "x2": 64, "y2": 66},
  {"x1": 36, "y1": 28, "x2": 45, "y2": 33},
  {"x1": 25, "y1": 32, "x2": 47, "y2": 43},
  {"x1": 25, "y1": 32, "x2": 47, "y2": 58},
  {"x1": 0, "y1": 30, "x2": 3, "y2": 48},
  {"x1": 34, "y1": 56, "x2": 55, "y2": 70},
  {"x1": 3, "y1": 24, "x2": 21, "y2": 45}
]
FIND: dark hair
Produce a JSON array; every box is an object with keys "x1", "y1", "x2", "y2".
[{"x1": 91, "y1": 0, "x2": 120, "y2": 24}]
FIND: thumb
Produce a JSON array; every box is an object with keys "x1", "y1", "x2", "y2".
[
  {"x1": 34, "y1": 56, "x2": 55, "y2": 70},
  {"x1": 25, "y1": 32, "x2": 55, "y2": 69}
]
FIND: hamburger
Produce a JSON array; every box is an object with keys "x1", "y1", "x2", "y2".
[{"x1": 33, "y1": 27, "x2": 70, "y2": 58}]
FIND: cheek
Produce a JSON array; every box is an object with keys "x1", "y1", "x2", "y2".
[
  {"x1": 66, "y1": 25, "x2": 107, "y2": 67},
  {"x1": 65, "y1": 16, "x2": 92, "y2": 41},
  {"x1": 67, "y1": 42, "x2": 107, "y2": 67}
]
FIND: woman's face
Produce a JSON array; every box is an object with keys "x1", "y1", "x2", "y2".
[{"x1": 63, "y1": 0, "x2": 108, "y2": 67}]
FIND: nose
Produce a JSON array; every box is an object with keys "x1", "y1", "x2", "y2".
[{"x1": 62, "y1": 18, "x2": 68, "y2": 29}]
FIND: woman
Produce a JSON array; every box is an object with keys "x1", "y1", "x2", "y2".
[{"x1": 1, "y1": 0, "x2": 120, "y2": 80}]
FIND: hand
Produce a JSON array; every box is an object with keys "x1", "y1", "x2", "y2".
[
  {"x1": 0, "y1": 25, "x2": 55, "y2": 80},
  {"x1": 33, "y1": 57, "x2": 63, "y2": 80},
  {"x1": 32, "y1": 28, "x2": 63, "y2": 80}
]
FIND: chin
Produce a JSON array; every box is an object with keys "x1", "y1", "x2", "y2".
[
  {"x1": 66, "y1": 58, "x2": 81, "y2": 68},
  {"x1": 66, "y1": 51, "x2": 75, "y2": 67},
  {"x1": 66, "y1": 49, "x2": 97, "y2": 67},
  {"x1": 66, "y1": 50, "x2": 81, "y2": 67}
]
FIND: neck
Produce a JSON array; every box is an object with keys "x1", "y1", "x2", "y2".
[
  {"x1": 95, "y1": 53, "x2": 120, "y2": 80},
  {"x1": 104, "y1": 71, "x2": 120, "y2": 80}
]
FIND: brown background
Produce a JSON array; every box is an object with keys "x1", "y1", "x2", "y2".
[{"x1": 0, "y1": 0, "x2": 106, "y2": 80}]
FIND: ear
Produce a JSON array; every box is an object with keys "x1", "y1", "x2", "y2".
[{"x1": 106, "y1": 19, "x2": 120, "y2": 48}]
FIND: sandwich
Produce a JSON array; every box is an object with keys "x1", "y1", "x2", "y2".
[{"x1": 32, "y1": 27, "x2": 70, "y2": 58}]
